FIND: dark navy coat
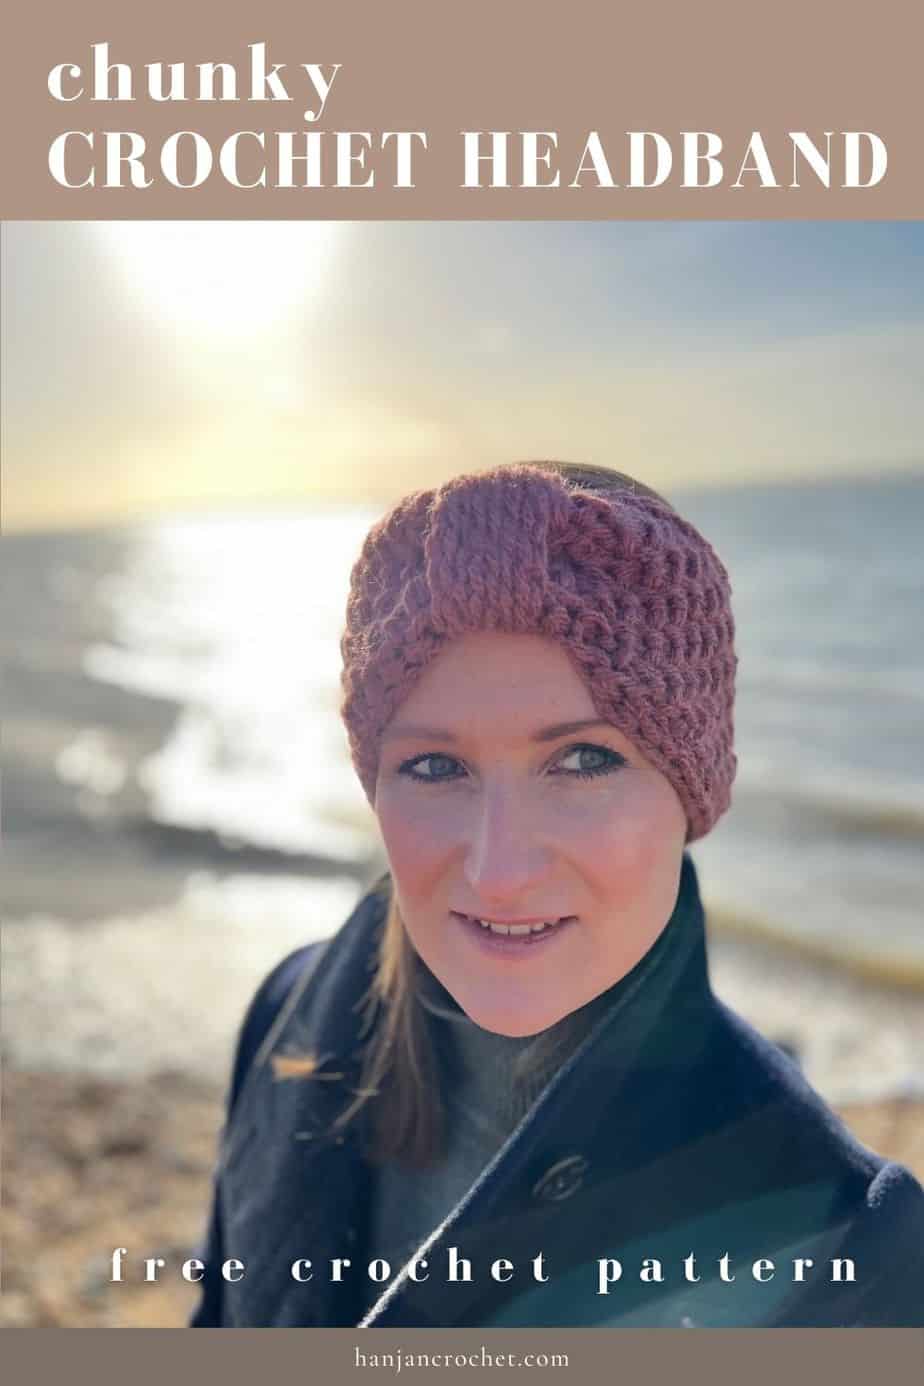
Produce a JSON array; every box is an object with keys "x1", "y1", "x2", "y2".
[{"x1": 190, "y1": 855, "x2": 924, "y2": 1327}]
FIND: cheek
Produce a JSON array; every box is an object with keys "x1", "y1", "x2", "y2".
[
  {"x1": 599, "y1": 807, "x2": 665, "y2": 872},
  {"x1": 375, "y1": 790, "x2": 461, "y2": 884},
  {"x1": 584, "y1": 782, "x2": 685, "y2": 905},
  {"x1": 584, "y1": 781, "x2": 678, "y2": 853}
]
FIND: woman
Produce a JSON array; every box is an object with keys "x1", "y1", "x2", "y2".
[{"x1": 191, "y1": 461, "x2": 924, "y2": 1328}]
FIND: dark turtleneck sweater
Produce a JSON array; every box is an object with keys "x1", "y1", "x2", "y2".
[{"x1": 365, "y1": 949, "x2": 642, "y2": 1279}]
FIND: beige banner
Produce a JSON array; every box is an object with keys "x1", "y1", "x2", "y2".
[
  {"x1": 2, "y1": 1329, "x2": 924, "y2": 1382},
  {"x1": 1, "y1": 0, "x2": 922, "y2": 217}
]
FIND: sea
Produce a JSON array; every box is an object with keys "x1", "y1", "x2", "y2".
[{"x1": 3, "y1": 472, "x2": 922, "y2": 1103}]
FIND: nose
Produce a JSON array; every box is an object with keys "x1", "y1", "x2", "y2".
[{"x1": 461, "y1": 775, "x2": 554, "y2": 906}]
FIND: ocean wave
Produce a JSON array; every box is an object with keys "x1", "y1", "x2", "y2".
[
  {"x1": 731, "y1": 780, "x2": 924, "y2": 844},
  {"x1": 705, "y1": 901, "x2": 924, "y2": 994},
  {"x1": 126, "y1": 815, "x2": 378, "y2": 879}
]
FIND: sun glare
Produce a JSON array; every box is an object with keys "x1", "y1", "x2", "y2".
[{"x1": 94, "y1": 221, "x2": 338, "y2": 339}]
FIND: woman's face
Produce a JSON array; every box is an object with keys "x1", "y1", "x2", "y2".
[{"x1": 373, "y1": 631, "x2": 687, "y2": 1037}]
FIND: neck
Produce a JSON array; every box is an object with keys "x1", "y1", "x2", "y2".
[
  {"x1": 417, "y1": 962, "x2": 618, "y2": 1137},
  {"x1": 412, "y1": 852, "x2": 711, "y2": 1140}
]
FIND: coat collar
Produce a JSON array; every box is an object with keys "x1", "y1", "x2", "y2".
[{"x1": 219, "y1": 852, "x2": 717, "y2": 1326}]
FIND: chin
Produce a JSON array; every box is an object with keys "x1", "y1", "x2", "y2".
[{"x1": 461, "y1": 995, "x2": 569, "y2": 1039}]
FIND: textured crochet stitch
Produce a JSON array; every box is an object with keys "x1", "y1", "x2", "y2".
[{"x1": 339, "y1": 463, "x2": 737, "y2": 841}]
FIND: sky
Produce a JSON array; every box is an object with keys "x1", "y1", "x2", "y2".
[{"x1": 3, "y1": 220, "x2": 922, "y2": 531}]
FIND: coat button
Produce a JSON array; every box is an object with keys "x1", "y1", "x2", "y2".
[{"x1": 531, "y1": 1155, "x2": 589, "y2": 1202}]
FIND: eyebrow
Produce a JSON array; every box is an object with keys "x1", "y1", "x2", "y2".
[{"x1": 381, "y1": 718, "x2": 617, "y2": 745}]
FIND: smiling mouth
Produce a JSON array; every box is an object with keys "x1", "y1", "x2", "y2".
[{"x1": 453, "y1": 912, "x2": 576, "y2": 937}]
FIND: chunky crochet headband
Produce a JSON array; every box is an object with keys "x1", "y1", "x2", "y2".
[{"x1": 339, "y1": 463, "x2": 737, "y2": 841}]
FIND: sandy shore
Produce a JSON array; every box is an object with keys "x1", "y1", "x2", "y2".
[{"x1": 2, "y1": 1064, "x2": 922, "y2": 1328}]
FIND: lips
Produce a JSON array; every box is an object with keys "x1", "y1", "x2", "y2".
[
  {"x1": 462, "y1": 913, "x2": 567, "y2": 932},
  {"x1": 452, "y1": 911, "x2": 572, "y2": 924},
  {"x1": 452, "y1": 911, "x2": 577, "y2": 953}
]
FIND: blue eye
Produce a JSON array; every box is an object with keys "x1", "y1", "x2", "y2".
[
  {"x1": 553, "y1": 744, "x2": 627, "y2": 780},
  {"x1": 397, "y1": 753, "x2": 463, "y2": 784},
  {"x1": 396, "y1": 744, "x2": 626, "y2": 785}
]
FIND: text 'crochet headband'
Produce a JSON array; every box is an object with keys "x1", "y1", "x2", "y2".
[{"x1": 339, "y1": 464, "x2": 737, "y2": 841}]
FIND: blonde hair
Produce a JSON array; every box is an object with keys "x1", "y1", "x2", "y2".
[{"x1": 278, "y1": 461, "x2": 674, "y2": 1170}]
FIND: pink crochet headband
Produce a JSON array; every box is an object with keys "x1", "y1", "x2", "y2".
[{"x1": 339, "y1": 463, "x2": 737, "y2": 841}]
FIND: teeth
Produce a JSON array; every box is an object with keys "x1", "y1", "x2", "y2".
[{"x1": 472, "y1": 917, "x2": 561, "y2": 936}]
